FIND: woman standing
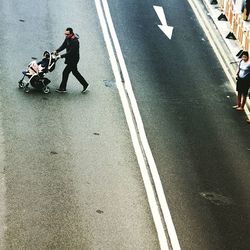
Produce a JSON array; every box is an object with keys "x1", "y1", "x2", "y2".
[
  {"x1": 234, "y1": 51, "x2": 250, "y2": 111},
  {"x1": 242, "y1": 0, "x2": 250, "y2": 21}
]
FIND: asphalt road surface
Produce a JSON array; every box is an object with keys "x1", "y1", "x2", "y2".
[
  {"x1": 0, "y1": 1, "x2": 159, "y2": 249},
  {"x1": 0, "y1": 0, "x2": 250, "y2": 250},
  {"x1": 107, "y1": 0, "x2": 250, "y2": 249}
]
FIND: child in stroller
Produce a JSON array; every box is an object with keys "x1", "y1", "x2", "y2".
[{"x1": 18, "y1": 51, "x2": 58, "y2": 93}]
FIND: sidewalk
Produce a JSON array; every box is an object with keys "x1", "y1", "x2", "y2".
[
  {"x1": 200, "y1": 0, "x2": 250, "y2": 119},
  {"x1": 202, "y1": 0, "x2": 245, "y2": 60}
]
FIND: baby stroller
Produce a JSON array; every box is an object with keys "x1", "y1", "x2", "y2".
[{"x1": 18, "y1": 51, "x2": 58, "y2": 94}]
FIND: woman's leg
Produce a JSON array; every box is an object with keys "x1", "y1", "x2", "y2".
[
  {"x1": 236, "y1": 93, "x2": 244, "y2": 110},
  {"x1": 238, "y1": 93, "x2": 242, "y2": 107},
  {"x1": 241, "y1": 95, "x2": 247, "y2": 109}
]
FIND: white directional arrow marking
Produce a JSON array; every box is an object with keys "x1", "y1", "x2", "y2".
[{"x1": 153, "y1": 5, "x2": 174, "y2": 40}]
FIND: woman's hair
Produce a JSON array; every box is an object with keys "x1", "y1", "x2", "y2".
[{"x1": 242, "y1": 51, "x2": 249, "y2": 58}]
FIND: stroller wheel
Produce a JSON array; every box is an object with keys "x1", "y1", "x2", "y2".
[
  {"x1": 24, "y1": 86, "x2": 30, "y2": 93},
  {"x1": 18, "y1": 81, "x2": 24, "y2": 89},
  {"x1": 42, "y1": 86, "x2": 50, "y2": 94}
]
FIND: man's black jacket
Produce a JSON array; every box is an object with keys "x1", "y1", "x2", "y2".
[{"x1": 56, "y1": 34, "x2": 80, "y2": 65}]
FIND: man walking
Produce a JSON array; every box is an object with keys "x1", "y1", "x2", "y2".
[{"x1": 55, "y1": 27, "x2": 89, "y2": 93}]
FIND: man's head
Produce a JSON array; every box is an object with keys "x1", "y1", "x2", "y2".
[{"x1": 64, "y1": 27, "x2": 74, "y2": 38}]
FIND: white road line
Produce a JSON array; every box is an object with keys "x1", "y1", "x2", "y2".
[
  {"x1": 0, "y1": 111, "x2": 6, "y2": 249},
  {"x1": 95, "y1": 0, "x2": 181, "y2": 249},
  {"x1": 187, "y1": 0, "x2": 250, "y2": 119}
]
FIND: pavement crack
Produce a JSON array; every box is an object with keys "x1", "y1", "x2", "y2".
[
  {"x1": 200, "y1": 192, "x2": 234, "y2": 206},
  {"x1": 50, "y1": 151, "x2": 58, "y2": 155},
  {"x1": 96, "y1": 209, "x2": 104, "y2": 214}
]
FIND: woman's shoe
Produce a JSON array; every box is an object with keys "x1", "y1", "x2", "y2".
[
  {"x1": 236, "y1": 107, "x2": 244, "y2": 111},
  {"x1": 232, "y1": 105, "x2": 239, "y2": 109}
]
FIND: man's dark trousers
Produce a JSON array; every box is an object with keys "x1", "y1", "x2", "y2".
[{"x1": 59, "y1": 63, "x2": 88, "y2": 90}]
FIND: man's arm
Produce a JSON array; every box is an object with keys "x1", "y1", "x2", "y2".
[
  {"x1": 60, "y1": 39, "x2": 78, "y2": 59},
  {"x1": 56, "y1": 39, "x2": 67, "y2": 53}
]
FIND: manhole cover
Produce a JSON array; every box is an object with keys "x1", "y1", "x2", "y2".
[{"x1": 200, "y1": 192, "x2": 234, "y2": 206}]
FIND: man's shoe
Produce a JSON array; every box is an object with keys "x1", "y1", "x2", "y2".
[
  {"x1": 82, "y1": 84, "x2": 89, "y2": 93},
  {"x1": 56, "y1": 88, "x2": 67, "y2": 93}
]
